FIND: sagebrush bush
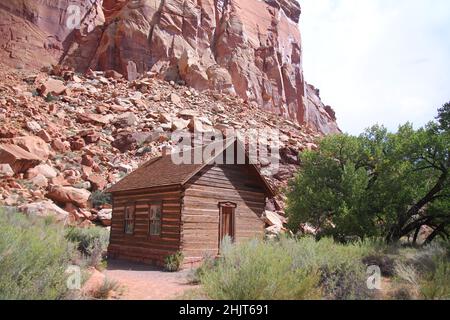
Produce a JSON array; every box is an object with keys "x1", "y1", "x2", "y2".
[
  {"x1": 389, "y1": 243, "x2": 449, "y2": 300},
  {"x1": 65, "y1": 226, "x2": 110, "y2": 268},
  {"x1": 280, "y1": 237, "x2": 374, "y2": 300},
  {"x1": 165, "y1": 252, "x2": 184, "y2": 272},
  {"x1": 0, "y1": 208, "x2": 73, "y2": 300},
  {"x1": 188, "y1": 253, "x2": 217, "y2": 285},
  {"x1": 420, "y1": 257, "x2": 450, "y2": 300},
  {"x1": 200, "y1": 238, "x2": 322, "y2": 300},
  {"x1": 198, "y1": 236, "x2": 377, "y2": 300},
  {"x1": 92, "y1": 277, "x2": 121, "y2": 300}
]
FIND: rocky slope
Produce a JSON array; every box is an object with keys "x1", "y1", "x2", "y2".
[
  {"x1": 0, "y1": 63, "x2": 322, "y2": 230},
  {"x1": 0, "y1": 0, "x2": 339, "y2": 134}
]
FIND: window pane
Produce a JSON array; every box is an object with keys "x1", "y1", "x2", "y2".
[
  {"x1": 125, "y1": 205, "x2": 134, "y2": 234},
  {"x1": 125, "y1": 221, "x2": 133, "y2": 234},
  {"x1": 149, "y1": 204, "x2": 161, "y2": 236}
]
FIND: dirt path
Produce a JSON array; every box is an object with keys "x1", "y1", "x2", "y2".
[{"x1": 105, "y1": 260, "x2": 198, "y2": 300}]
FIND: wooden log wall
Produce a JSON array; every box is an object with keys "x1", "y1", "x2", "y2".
[
  {"x1": 108, "y1": 186, "x2": 182, "y2": 266},
  {"x1": 181, "y1": 165, "x2": 266, "y2": 263}
]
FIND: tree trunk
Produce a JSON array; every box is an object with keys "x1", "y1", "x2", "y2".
[
  {"x1": 424, "y1": 223, "x2": 446, "y2": 245},
  {"x1": 412, "y1": 227, "x2": 421, "y2": 245}
]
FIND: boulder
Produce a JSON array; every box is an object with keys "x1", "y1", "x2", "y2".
[
  {"x1": 159, "y1": 113, "x2": 172, "y2": 124},
  {"x1": 37, "y1": 129, "x2": 52, "y2": 143},
  {"x1": 111, "y1": 132, "x2": 136, "y2": 153},
  {"x1": 26, "y1": 121, "x2": 42, "y2": 133},
  {"x1": 113, "y1": 112, "x2": 138, "y2": 128},
  {"x1": 51, "y1": 139, "x2": 70, "y2": 153},
  {"x1": 27, "y1": 164, "x2": 58, "y2": 179},
  {"x1": 19, "y1": 201, "x2": 69, "y2": 222},
  {"x1": 46, "y1": 186, "x2": 91, "y2": 208},
  {"x1": 12, "y1": 136, "x2": 50, "y2": 161},
  {"x1": 40, "y1": 78, "x2": 67, "y2": 96},
  {"x1": 171, "y1": 118, "x2": 190, "y2": 131},
  {"x1": 266, "y1": 224, "x2": 283, "y2": 236},
  {"x1": 30, "y1": 174, "x2": 49, "y2": 187},
  {"x1": 178, "y1": 109, "x2": 198, "y2": 120},
  {"x1": 81, "y1": 154, "x2": 94, "y2": 167},
  {"x1": 0, "y1": 163, "x2": 14, "y2": 177},
  {"x1": 97, "y1": 208, "x2": 112, "y2": 227},
  {"x1": 105, "y1": 69, "x2": 123, "y2": 79},
  {"x1": 77, "y1": 112, "x2": 112, "y2": 126},
  {"x1": 70, "y1": 137, "x2": 86, "y2": 151},
  {"x1": 88, "y1": 174, "x2": 107, "y2": 191},
  {"x1": 262, "y1": 210, "x2": 286, "y2": 228},
  {"x1": 170, "y1": 93, "x2": 182, "y2": 106},
  {"x1": 0, "y1": 144, "x2": 41, "y2": 174}
]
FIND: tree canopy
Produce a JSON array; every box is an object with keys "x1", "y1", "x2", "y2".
[{"x1": 286, "y1": 103, "x2": 450, "y2": 244}]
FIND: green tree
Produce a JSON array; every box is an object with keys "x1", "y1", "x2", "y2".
[{"x1": 287, "y1": 105, "x2": 450, "y2": 244}]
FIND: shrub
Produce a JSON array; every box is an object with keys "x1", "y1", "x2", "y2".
[
  {"x1": 90, "y1": 190, "x2": 112, "y2": 208},
  {"x1": 363, "y1": 254, "x2": 396, "y2": 277},
  {"x1": 282, "y1": 237, "x2": 374, "y2": 300},
  {"x1": 165, "y1": 252, "x2": 184, "y2": 272},
  {"x1": 188, "y1": 254, "x2": 217, "y2": 285},
  {"x1": 92, "y1": 277, "x2": 121, "y2": 300},
  {"x1": 409, "y1": 243, "x2": 447, "y2": 274},
  {"x1": 199, "y1": 237, "x2": 376, "y2": 300},
  {"x1": 420, "y1": 257, "x2": 450, "y2": 300},
  {"x1": 0, "y1": 208, "x2": 73, "y2": 300},
  {"x1": 200, "y1": 238, "x2": 322, "y2": 300},
  {"x1": 387, "y1": 243, "x2": 449, "y2": 300},
  {"x1": 65, "y1": 226, "x2": 110, "y2": 268}
]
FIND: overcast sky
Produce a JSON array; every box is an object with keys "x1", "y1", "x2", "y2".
[{"x1": 300, "y1": 0, "x2": 450, "y2": 134}]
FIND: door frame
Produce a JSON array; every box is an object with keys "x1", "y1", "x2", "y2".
[{"x1": 218, "y1": 202, "x2": 237, "y2": 248}]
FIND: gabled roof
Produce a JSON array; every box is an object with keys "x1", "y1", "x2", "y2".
[{"x1": 106, "y1": 138, "x2": 275, "y2": 197}]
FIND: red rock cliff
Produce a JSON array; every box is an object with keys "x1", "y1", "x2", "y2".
[{"x1": 0, "y1": 0, "x2": 339, "y2": 134}]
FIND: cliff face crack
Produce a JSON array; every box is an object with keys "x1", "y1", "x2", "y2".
[{"x1": 148, "y1": 0, "x2": 166, "y2": 58}]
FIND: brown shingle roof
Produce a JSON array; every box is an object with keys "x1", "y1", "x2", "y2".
[
  {"x1": 106, "y1": 138, "x2": 274, "y2": 196},
  {"x1": 106, "y1": 154, "x2": 204, "y2": 193}
]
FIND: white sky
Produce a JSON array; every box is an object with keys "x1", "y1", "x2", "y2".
[{"x1": 300, "y1": 0, "x2": 450, "y2": 134}]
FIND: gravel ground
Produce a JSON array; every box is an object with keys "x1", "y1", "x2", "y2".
[{"x1": 105, "y1": 259, "x2": 199, "y2": 300}]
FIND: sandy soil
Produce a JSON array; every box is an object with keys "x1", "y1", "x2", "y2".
[{"x1": 105, "y1": 260, "x2": 199, "y2": 300}]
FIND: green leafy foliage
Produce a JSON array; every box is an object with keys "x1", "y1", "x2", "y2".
[
  {"x1": 45, "y1": 92, "x2": 58, "y2": 102},
  {"x1": 287, "y1": 105, "x2": 450, "y2": 244},
  {"x1": 89, "y1": 191, "x2": 112, "y2": 208},
  {"x1": 0, "y1": 208, "x2": 73, "y2": 300}
]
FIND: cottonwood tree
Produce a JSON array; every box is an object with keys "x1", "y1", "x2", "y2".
[{"x1": 286, "y1": 103, "x2": 449, "y2": 244}]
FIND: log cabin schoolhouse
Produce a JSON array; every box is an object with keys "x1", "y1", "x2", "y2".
[{"x1": 106, "y1": 138, "x2": 275, "y2": 266}]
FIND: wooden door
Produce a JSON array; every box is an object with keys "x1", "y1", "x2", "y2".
[{"x1": 219, "y1": 203, "x2": 236, "y2": 248}]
